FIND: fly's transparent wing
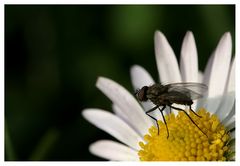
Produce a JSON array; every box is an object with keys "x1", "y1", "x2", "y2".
[{"x1": 165, "y1": 82, "x2": 208, "y2": 100}]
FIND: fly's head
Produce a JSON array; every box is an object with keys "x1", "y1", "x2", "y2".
[{"x1": 135, "y1": 86, "x2": 149, "y2": 102}]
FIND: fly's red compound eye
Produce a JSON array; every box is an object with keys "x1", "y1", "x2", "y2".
[{"x1": 137, "y1": 86, "x2": 148, "y2": 101}]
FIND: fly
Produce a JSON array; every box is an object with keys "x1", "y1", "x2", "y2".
[{"x1": 135, "y1": 82, "x2": 208, "y2": 138}]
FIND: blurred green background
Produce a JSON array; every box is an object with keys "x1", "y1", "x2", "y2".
[{"x1": 5, "y1": 5, "x2": 235, "y2": 161}]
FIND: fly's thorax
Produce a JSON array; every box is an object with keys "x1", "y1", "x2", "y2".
[
  {"x1": 146, "y1": 84, "x2": 168, "y2": 105},
  {"x1": 147, "y1": 95, "x2": 168, "y2": 106},
  {"x1": 147, "y1": 84, "x2": 167, "y2": 95}
]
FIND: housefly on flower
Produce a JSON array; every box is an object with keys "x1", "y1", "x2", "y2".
[{"x1": 135, "y1": 82, "x2": 208, "y2": 138}]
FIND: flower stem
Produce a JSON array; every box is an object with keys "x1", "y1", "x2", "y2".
[
  {"x1": 29, "y1": 128, "x2": 59, "y2": 160},
  {"x1": 5, "y1": 123, "x2": 17, "y2": 160}
]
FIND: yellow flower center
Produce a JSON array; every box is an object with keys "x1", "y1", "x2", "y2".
[{"x1": 138, "y1": 108, "x2": 231, "y2": 161}]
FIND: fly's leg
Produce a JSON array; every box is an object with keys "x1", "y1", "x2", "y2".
[
  {"x1": 146, "y1": 106, "x2": 160, "y2": 135},
  {"x1": 170, "y1": 105, "x2": 207, "y2": 137},
  {"x1": 189, "y1": 105, "x2": 202, "y2": 118},
  {"x1": 158, "y1": 106, "x2": 169, "y2": 138}
]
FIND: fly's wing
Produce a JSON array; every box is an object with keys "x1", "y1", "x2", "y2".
[{"x1": 165, "y1": 83, "x2": 208, "y2": 100}]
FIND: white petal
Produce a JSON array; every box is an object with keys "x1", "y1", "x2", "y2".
[
  {"x1": 193, "y1": 71, "x2": 204, "y2": 110},
  {"x1": 82, "y1": 109, "x2": 143, "y2": 150},
  {"x1": 142, "y1": 102, "x2": 164, "y2": 121},
  {"x1": 203, "y1": 53, "x2": 214, "y2": 86},
  {"x1": 112, "y1": 104, "x2": 130, "y2": 125},
  {"x1": 130, "y1": 65, "x2": 155, "y2": 90},
  {"x1": 130, "y1": 65, "x2": 164, "y2": 120},
  {"x1": 225, "y1": 120, "x2": 235, "y2": 139},
  {"x1": 89, "y1": 140, "x2": 139, "y2": 161},
  {"x1": 154, "y1": 31, "x2": 182, "y2": 83},
  {"x1": 179, "y1": 31, "x2": 199, "y2": 111},
  {"x1": 230, "y1": 130, "x2": 235, "y2": 139},
  {"x1": 180, "y1": 31, "x2": 198, "y2": 82},
  {"x1": 113, "y1": 102, "x2": 164, "y2": 130},
  {"x1": 222, "y1": 103, "x2": 235, "y2": 126},
  {"x1": 216, "y1": 57, "x2": 235, "y2": 121},
  {"x1": 96, "y1": 77, "x2": 153, "y2": 136},
  {"x1": 196, "y1": 53, "x2": 213, "y2": 110},
  {"x1": 224, "y1": 114, "x2": 235, "y2": 128},
  {"x1": 203, "y1": 32, "x2": 232, "y2": 114},
  {"x1": 224, "y1": 117, "x2": 235, "y2": 139},
  {"x1": 226, "y1": 121, "x2": 235, "y2": 132},
  {"x1": 112, "y1": 103, "x2": 162, "y2": 127},
  {"x1": 198, "y1": 71, "x2": 203, "y2": 83}
]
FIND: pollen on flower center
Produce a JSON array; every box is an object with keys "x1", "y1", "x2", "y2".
[{"x1": 138, "y1": 108, "x2": 231, "y2": 161}]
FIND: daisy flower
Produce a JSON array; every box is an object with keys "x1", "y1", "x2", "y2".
[{"x1": 82, "y1": 31, "x2": 235, "y2": 161}]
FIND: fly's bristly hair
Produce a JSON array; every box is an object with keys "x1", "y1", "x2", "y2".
[{"x1": 134, "y1": 88, "x2": 140, "y2": 96}]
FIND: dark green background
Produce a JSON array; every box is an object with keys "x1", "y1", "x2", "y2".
[{"x1": 5, "y1": 5, "x2": 235, "y2": 161}]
